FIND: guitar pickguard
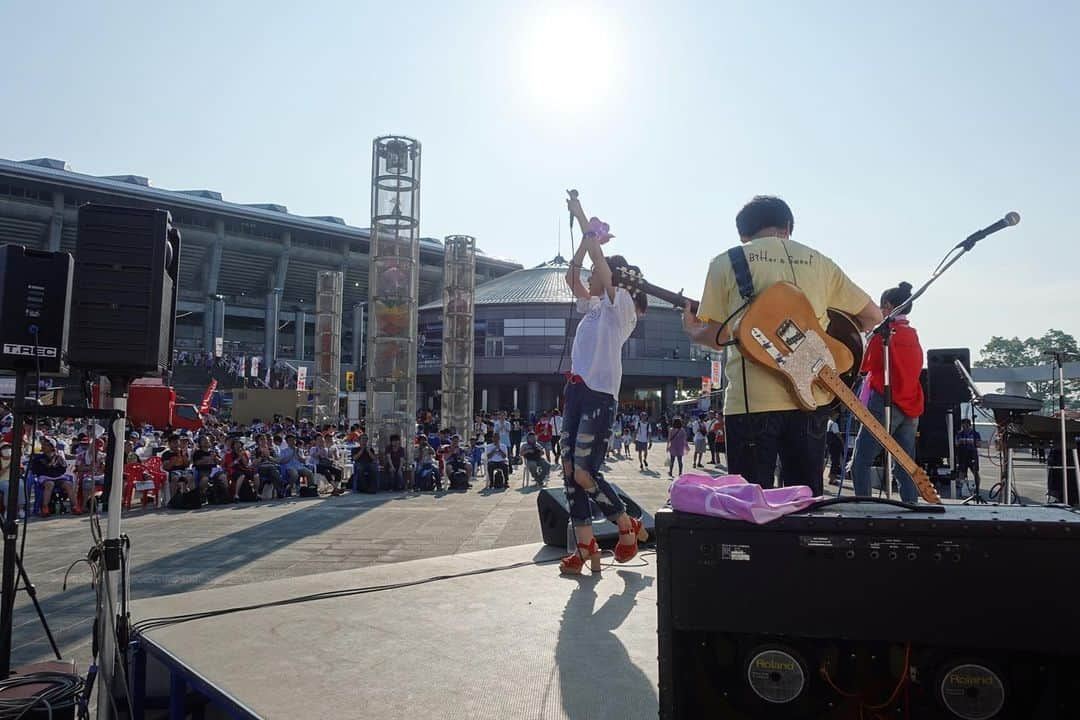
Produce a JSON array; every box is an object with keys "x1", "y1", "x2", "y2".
[{"x1": 750, "y1": 327, "x2": 835, "y2": 410}]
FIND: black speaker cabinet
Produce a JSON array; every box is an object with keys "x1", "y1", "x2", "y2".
[
  {"x1": 537, "y1": 482, "x2": 654, "y2": 549},
  {"x1": 0, "y1": 245, "x2": 73, "y2": 375},
  {"x1": 68, "y1": 204, "x2": 181, "y2": 375},
  {"x1": 927, "y1": 348, "x2": 972, "y2": 406},
  {"x1": 656, "y1": 505, "x2": 1080, "y2": 719}
]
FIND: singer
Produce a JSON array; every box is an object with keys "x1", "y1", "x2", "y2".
[
  {"x1": 558, "y1": 190, "x2": 649, "y2": 575},
  {"x1": 851, "y1": 282, "x2": 925, "y2": 503}
]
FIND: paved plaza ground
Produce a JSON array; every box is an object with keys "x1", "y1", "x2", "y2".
[{"x1": 8, "y1": 444, "x2": 1051, "y2": 669}]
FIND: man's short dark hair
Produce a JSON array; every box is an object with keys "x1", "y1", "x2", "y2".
[{"x1": 736, "y1": 196, "x2": 794, "y2": 238}]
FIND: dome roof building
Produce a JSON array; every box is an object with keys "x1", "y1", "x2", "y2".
[{"x1": 417, "y1": 256, "x2": 715, "y2": 418}]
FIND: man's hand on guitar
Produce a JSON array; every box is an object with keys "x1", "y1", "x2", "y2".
[{"x1": 681, "y1": 302, "x2": 705, "y2": 334}]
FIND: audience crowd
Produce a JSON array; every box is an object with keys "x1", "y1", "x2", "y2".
[{"x1": 0, "y1": 402, "x2": 701, "y2": 520}]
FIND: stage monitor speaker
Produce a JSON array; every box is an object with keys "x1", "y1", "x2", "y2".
[
  {"x1": 68, "y1": 204, "x2": 181, "y2": 376},
  {"x1": 537, "y1": 482, "x2": 654, "y2": 549},
  {"x1": 0, "y1": 245, "x2": 73, "y2": 375},
  {"x1": 927, "y1": 348, "x2": 971, "y2": 406},
  {"x1": 916, "y1": 402, "x2": 958, "y2": 466},
  {"x1": 656, "y1": 505, "x2": 1080, "y2": 719}
]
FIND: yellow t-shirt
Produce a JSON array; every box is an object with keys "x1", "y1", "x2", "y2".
[{"x1": 697, "y1": 236, "x2": 871, "y2": 414}]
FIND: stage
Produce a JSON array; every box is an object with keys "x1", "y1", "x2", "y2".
[{"x1": 130, "y1": 543, "x2": 659, "y2": 719}]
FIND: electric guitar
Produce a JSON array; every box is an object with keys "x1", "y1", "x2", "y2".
[
  {"x1": 611, "y1": 268, "x2": 939, "y2": 503},
  {"x1": 610, "y1": 266, "x2": 864, "y2": 393},
  {"x1": 737, "y1": 282, "x2": 940, "y2": 504}
]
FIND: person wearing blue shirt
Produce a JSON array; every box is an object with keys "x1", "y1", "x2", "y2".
[
  {"x1": 955, "y1": 419, "x2": 982, "y2": 497},
  {"x1": 278, "y1": 434, "x2": 314, "y2": 495}
]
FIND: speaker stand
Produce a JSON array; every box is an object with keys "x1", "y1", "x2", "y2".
[{"x1": 0, "y1": 369, "x2": 63, "y2": 676}]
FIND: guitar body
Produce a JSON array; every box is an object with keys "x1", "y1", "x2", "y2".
[
  {"x1": 737, "y1": 282, "x2": 941, "y2": 504},
  {"x1": 737, "y1": 282, "x2": 854, "y2": 410}
]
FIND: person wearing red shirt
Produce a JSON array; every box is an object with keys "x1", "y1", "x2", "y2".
[
  {"x1": 851, "y1": 282, "x2": 925, "y2": 503},
  {"x1": 534, "y1": 413, "x2": 554, "y2": 462}
]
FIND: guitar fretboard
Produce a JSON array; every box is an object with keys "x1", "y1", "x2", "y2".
[{"x1": 816, "y1": 366, "x2": 941, "y2": 504}]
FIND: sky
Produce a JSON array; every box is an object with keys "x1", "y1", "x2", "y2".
[{"x1": 1, "y1": 0, "x2": 1077, "y2": 361}]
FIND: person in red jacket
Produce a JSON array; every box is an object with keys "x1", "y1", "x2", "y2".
[{"x1": 851, "y1": 282, "x2": 925, "y2": 502}]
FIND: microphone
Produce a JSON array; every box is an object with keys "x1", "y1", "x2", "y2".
[
  {"x1": 962, "y1": 211, "x2": 1020, "y2": 247},
  {"x1": 567, "y1": 189, "x2": 578, "y2": 230}
]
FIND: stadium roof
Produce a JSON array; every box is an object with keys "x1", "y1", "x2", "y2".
[
  {"x1": 420, "y1": 256, "x2": 675, "y2": 310},
  {"x1": 0, "y1": 157, "x2": 517, "y2": 265}
]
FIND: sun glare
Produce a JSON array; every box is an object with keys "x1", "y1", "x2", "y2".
[{"x1": 521, "y1": 5, "x2": 619, "y2": 114}]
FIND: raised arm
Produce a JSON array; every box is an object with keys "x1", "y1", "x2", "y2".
[{"x1": 564, "y1": 193, "x2": 591, "y2": 300}]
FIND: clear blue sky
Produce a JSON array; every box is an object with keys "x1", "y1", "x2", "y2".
[{"x1": 2, "y1": 0, "x2": 1076, "y2": 359}]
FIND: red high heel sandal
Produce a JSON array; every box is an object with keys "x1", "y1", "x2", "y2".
[
  {"x1": 614, "y1": 517, "x2": 648, "y2": 563},
  {"x1": 560, "y1": 537, "x2": 602, "y2": 575}
]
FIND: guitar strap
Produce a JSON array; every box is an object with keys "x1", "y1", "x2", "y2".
[{"x1": 725, "y1": 246, "x2": 755, "y2": 417}]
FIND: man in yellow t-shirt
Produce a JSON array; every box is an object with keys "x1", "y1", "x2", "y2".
[{"x1": 682, "y1": 196, "x2": 882, "y2": 494}]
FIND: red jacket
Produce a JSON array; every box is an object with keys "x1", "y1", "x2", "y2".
[{"x1": 861, "y1": 319, "x2": 924, "y2": 419}]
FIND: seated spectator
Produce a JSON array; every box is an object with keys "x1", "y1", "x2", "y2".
[
  {"x1": 414, "y1": 436, "x2": 442, "y2": 491},
  {"x1": 484, "y1": 433, "x2": 510, "y2": 489},
  {"x1": 31, "y1": 437, "x2": 74, "y2": 517},
  {"x1": 251, "y1": 434, "x2": 283, "y2": 498},
  {"x1": 351, "y1": 435, "x2": 379, "y2": 493},
  {"x1": 441, "y1": 435, "x2": 471, "y2": 490},
  {"x1": 73, "y1": 433, "x2": 106, "y2": 513},
  {"x1": 161, "y1": 434, "x2": 195, "y2": 500},
  {"x1": 278, "y1": 434, "x2": 313, "y2": 495},
  {"x1": 310, "y1": 434, "x2": 345, "y2": 495},
  {"x1": 0, "y1": 440, "x2": 25, "y2": 517},
  {"x1": 521, "y1": 431, "x2": 551, "y2": 486},
  {"x1": 469, "y1": 436, "x2": 484, "y2": 478},
  {"x1": 191, "y1": 435, "x2": 222, "y2": 502},
  {"x1": 224, "y1": 437, "x2": 258, "y2": 501},
  {"x1": 383, "y1": 435, "x2": 407, "y2": 491},
  {"x1": 346, "y1": 424, "x2": 363, "y2": 443}
]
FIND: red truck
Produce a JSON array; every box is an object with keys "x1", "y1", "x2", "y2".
[{"x1": 94, "y1": 379, "x2": 216, "y2": 432}]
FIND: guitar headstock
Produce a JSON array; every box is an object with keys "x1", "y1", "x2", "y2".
[
  {"x1": 913, "y1": 468, "x2": 942, "y2": 504},
  {"x1": 612, "y1": 265, "x2": 644, "y2": 292}
]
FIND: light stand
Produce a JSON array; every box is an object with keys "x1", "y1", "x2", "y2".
[
  {"x1": 868, "y1": 213, "x2": 1019, "y2": 502},
  {"x1": 1045, "y1": 351, "x2": 1077, "y2": 505}
]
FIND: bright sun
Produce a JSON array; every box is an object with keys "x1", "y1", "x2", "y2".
[{"x1": 521, "y1": 5, "x2": 619, "y2": 113}]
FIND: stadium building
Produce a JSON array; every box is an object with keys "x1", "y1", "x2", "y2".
[{"x1": 0, "y1": 157, "x2": 712, "y2": 414}]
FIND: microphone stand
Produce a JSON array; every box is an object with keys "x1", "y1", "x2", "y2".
[{"x1": 869, "y1": 230, "x2": 990, "y2": 502}]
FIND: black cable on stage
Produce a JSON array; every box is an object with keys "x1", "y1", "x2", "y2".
[{"x1": 132, "y1": 549, "x2": 658, "y2": 637}]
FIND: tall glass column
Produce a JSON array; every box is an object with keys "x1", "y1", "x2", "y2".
[
  {"x1": 366, "y1": 136, "x2": 421, "y2": 451},
  {"x1": 441, "y1": 235, "x2": 475, "y2": 436}
]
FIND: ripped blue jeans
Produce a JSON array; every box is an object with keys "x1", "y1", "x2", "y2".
[{"x1": 561, "y1": 381, "x2": 626, "y2": 527}]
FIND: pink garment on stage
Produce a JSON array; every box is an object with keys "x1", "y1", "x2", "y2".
[{"x1": 669, "y1": 473, "x2": 821, "y2": 524}]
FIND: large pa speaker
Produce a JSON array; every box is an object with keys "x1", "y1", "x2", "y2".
[
  {"x1": 657, "y1": 506, "x2": 1080, "y2": 719},
  {"x1": 927, "y1": 348, "x2": 971, "y2": 406},
  {"x1": 68, "y1": 205, "x2": 181, "y2": 375},
  {"x1": 537, "y1": 482, "x2": 654, "y2": 549},
  {"x1": 0, "y1": 245, "x2": 73, "y2": 375}
]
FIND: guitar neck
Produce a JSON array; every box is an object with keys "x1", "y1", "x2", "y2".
[
  {"x1": 815, "y1": 366, "x2": 941, "y2": 504},
  {"x1": 636, "y1": 280, "x2": 699, "y2": 313}
]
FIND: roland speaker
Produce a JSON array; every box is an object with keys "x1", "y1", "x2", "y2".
[{"x1": 68, "y1": 204, "x2": 181, "y2": 375}]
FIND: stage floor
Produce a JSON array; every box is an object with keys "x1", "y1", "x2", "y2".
[{"x1": 131, "y1": 543, "x2": 659, "y2": 719}]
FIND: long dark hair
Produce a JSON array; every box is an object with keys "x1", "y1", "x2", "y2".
[
  {"x1": 606, "y1": 255, "x2": 648, "y2": 313},
  {"x1": 881, "y1": 282, "x2": 914, "y2": 314}
]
